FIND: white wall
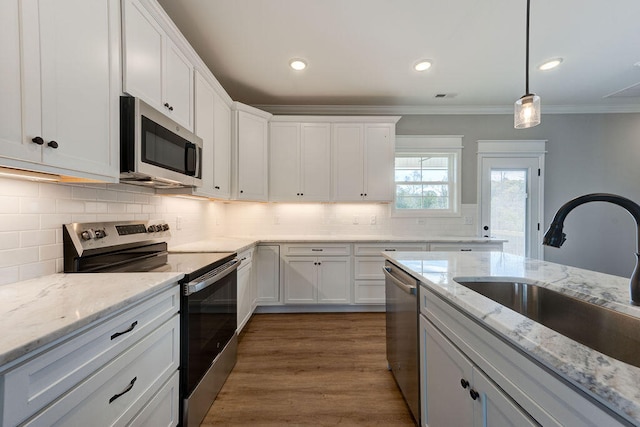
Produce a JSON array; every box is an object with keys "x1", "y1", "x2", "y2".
[{"x1": 0, "y1": 178, "x2": 225, "y2": 285}]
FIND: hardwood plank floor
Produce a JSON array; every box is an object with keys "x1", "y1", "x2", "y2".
[{"x1": 201, "y1": 313, "x2": 416, "y2": 426}]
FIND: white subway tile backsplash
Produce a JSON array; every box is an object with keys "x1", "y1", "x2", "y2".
[
  {"x1": 0, "y1": 267, "x2": 19, "y2": 285},
  {"x1": 56, "y1": 199, "x2": 86, "y2": 213},
  {"x1": 40, "y1": 214, "x2": 72, "y2": 230},
  {"x1": 19, "y1": 260, "x2": 56, "y2": 281},
  {"x1": 0, "y1": 179, "x2": 39, "y2": 197},
  {"x1": 0, "y1": 247, "x2": 38, "y2": 268},
  {"x1": 0, "y1": 214, "x2": 39, "y2": 232},
  {"x1": 0, "y1": 196, "x2": 20, "y2": 213},
  {"x1": 21, "y1": 197, "x2": 56, "y2": 214},
  {"x1": 71, "y1": 186, "x2": 98, "y2": 200},
  {"x1": 39, "y1": 182, "x2": 71, "y2": 199},
  {"x1": 40, "y1": 243, "x2": 63, "y2": 261},
  {"x1": 117, "y1": 191, "x2": 135, "y2": 203},
  {"x1": 126, "y1": 204, "x2": 142, "y2": 213},
  {"x1": 97, "y1": 189, "x2": 119, "y2": 202},
  {"x1": 86, "y1": 202, "x2": 109, "y2": 213},
  {"x1": 0, "y1": 232, "x2": 20, "y2": 250},
  {"x1": 108, "y1": 203, "x2": 127, "y2": 214},
  {"x1": 21, "y1": 230, "x2": 56, "y2": 247}
]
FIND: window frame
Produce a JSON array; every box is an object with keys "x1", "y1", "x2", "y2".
[{"x1": 392, "y1": 136, "x2": 462, "y2": 217}]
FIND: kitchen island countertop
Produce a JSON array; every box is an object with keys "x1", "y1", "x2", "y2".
[
  {"x1": 0, "y1": 272, "x2": 183, "y2": 368},
  {"x1": 383, "y1": 251, "x2": 640, "y2": 425}
]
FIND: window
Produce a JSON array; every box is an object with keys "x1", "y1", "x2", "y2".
[{"x1": 393, "y1": 136, "x2": 462, "y2": 216}]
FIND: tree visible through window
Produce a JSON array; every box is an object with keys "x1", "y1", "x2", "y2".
[{"x1": 395, "y1": 155, "x2": 453, "y2": 210}]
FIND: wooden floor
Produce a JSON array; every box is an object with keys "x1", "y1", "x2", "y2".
[{"x1": 201, "y1": 313, "x2": 415, "y2": 426}]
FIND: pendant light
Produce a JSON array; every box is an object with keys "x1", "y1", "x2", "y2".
[{"x1": 514, "y1": 0, "x2": 541, "y2": 129}]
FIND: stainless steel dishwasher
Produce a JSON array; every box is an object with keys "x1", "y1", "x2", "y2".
[{"x1": 384, "y1": 260, "x2": 419, "y2": 425}]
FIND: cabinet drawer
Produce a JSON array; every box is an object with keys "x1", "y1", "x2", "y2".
[
  {"x1": 354, "y1": 280, "x2": 385, "y2": 304},
  {"x1": 2, "y1": 286, "x2": 179, "y2": 427},
  {"x1": 429, "y1": 243, "x2": 503, "y2": 252},
  {"x1": 24, "y1": 315, "x2": 179, "y2": 426},
  {"x1": 238, "y1": 246, "x2": 254, "y2": 266},
  {"x1": 354, "y1": 257, "x2": 385, "y2": 280},
  {"x1": 128, "y1": 370, "x2": 179, "y2": 427},
  {"x1": 283, "y1": 244, "x2": 351, "y2": 256},
  {"x1": 354, "y1": 243, "x2": 426, "y2": 256}
]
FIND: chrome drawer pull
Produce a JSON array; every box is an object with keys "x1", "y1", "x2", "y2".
[
  {"x1": 110, "y1": 321, "x2": 138, "y2": 340},
  {"x1": 109, "y1": 376, "x2": 137, "y2": 404}
]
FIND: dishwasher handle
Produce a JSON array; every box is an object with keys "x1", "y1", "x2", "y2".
[{"x1": 383, "y1": 266, "x2": 417, "y2": 296}]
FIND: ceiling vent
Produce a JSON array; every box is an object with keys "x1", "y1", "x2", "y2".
[
  {"x1": 434, "y1": 93, "x2": 457, "y2": 99},
  {"x1": 604, "y1": 82, "x2": 640, "y2": 98}
]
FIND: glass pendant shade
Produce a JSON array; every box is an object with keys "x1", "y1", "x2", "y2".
[{"x1": 514, "y1": 94, "x2": 541, "y2": 129}]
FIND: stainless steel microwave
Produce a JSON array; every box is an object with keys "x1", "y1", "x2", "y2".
[{"x1": 120, "y1": 96, "x2": 202, "y2": 189}]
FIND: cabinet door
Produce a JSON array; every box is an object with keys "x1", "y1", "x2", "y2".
[
  {"x1": 164, "y1": 38, "x2": 194, "y2": 130},
  {"x1": 237, "y1": 263, "x2": 253, "y2": 333},
  {"x1": 284, "y1": 257, "x2": 316, "y2": 304},
  {"x1": 122, "y1": 0, "x2": 163, "y2": 107},
  {"x1": 194, "y1": 71, "x2": 216, "y2": 196},
  {"x1": 317, "y1": 257, "x2": 350, "y2": 303},
  {"x1": 212, "y1": 92, "x2": 231, "y2": 198},
  {"x1": 23, "y1": 0, "x2": 118, "y2": 178},
  {"x1": 256, "y1": 245, "x2": 281, "y2": 304},
  {"x1": 364, "y1": 124, "x2": 394, "y2": 202},
  {"x1": 472, "y1": 368, "x2": 538, "y2": 427},
  {"x1": 237, "y1": 111, "x2": 268, "y2": 201},
  {"x1": 332, "y1": 124, "x2": 364, "y2": 201},
  {"x1": 425, "y1": 318, "x2": 474, "y2": 427},
  {"x1": 269, "y1": 122, "x2": 301, "y2": 201},
  {"x1": 300, "y1": 123, "x2": 331, "y2": 201},
  {"x1": 0, "y1": 0, "x2": 38, "y2": 162}
]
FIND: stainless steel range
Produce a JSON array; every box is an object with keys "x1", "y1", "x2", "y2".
[{"x1": 63, "y1": 220, "x2": 239, "y2": 427}]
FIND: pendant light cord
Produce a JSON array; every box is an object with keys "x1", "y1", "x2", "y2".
[{"x1": 525, "y1": 0, "x2": 531, "y2": 95}]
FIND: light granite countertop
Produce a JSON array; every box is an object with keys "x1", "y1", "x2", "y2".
[
  {"x1": 169, "y1": 235, "x2": 505, "y2": 254},
  {"x1": 384, "y1": 251, "x2": 640, "y2": 425},
  {"x1": 0, "y1": 272, "x2": 184, "y2": 369}
]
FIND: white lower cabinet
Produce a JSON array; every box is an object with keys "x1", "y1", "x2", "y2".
[
  {"x1": 283, "y1": 244, "x2": 351, "y2": 304},
  {"x1": 128, "y1": 371, "x2": 179, "y2": 427},
  {"x1": 255, "y1": 245, "x2": 281, "y2": 304},
  {"x1": 237, "y1": 247, "x2": 256, "y2": 333},
  {"x1": 1, "y1": 286, "x2": 180, "y2": 427},
  {"x1": 428, "y1": 242, "x2": 503, "y2": 252},
  {"x1": 419, "y1": 284, "x2": 627, "y2": 427},
  {"x1": 353, "y1": 243, "x2": 427, "y2": 304},
  {"x1": 421, "y1": 315, "x2": 537, "y2": 427}
]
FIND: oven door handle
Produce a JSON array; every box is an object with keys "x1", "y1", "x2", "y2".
[{"x1": 184, "y1": 258, "x2": 240, "y2": 296}]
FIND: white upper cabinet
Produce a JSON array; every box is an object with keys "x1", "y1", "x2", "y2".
[
  {"x1": 122, "y1": 0, "x2": 194, "y2": 131},
  {"x1": 0, "y1": 0, "x2": 120, "y2": 181},
  {"x1": 194, "y1": 71, "x2": 231, "y2": 199},
  {"x1": 332, "y1": 121, "x2": 397, "y2": 202},
  {"x1": 232, "y1": 103, "x2": 272, "y2": 201},
  {"x1": 269, "y1": 122, "x2": 331, "y2": 202}
]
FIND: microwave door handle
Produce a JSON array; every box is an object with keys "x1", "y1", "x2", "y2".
[{"x1": 185, "y1": 142, "x2": 196, "y2": 176}]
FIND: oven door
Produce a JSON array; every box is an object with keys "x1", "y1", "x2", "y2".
[{"x1": 181, "y1": 260, "x2": 239, "y2": 397}]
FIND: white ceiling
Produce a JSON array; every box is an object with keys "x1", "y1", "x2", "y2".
[{"x1": 156, "y1": 0, "x2": 640, "y2": 114}]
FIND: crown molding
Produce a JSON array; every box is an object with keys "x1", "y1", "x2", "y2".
[{"x1": 253, "y1": 103, "x2": 640, "y2": 116}]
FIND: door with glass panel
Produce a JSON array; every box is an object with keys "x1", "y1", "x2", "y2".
[{"x1": 480, "y1": 157, "x2": 542, "y2": 258}]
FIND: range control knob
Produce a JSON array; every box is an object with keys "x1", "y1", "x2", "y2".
[
  {"x1": 80, "y1": 229, "x2": 95, "y2": 240},
  {"x1": 147, "y1": 225, "x2": 157, "y2": 233},
  {"x1": 94, "y1": 229, "x2": 107, "y2": 239},
  {"x1": 161, "y1": 224, "x2": 170, "y2": 231}
]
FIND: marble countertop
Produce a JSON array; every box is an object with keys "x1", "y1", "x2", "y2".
[
  {"x1": 169, "y1": 235, "x2": 505, "y2": 253},
  {"x1": 0, "y1": 272, "x2": 184, "y2": 369},
  {"x1": 384, "y1": 251, "x2": 640, "y2": 424}
]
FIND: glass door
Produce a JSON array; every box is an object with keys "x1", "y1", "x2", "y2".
[{"x1": 480, "y1": 157, "x2": 542, "y2": 258}]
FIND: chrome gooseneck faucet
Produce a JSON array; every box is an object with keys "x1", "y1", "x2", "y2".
[{"x1": 543, "y1": 193, "x2": 640, "y2": 305}]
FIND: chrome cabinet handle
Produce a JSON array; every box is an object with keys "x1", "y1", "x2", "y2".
[
  {"x1": 110, "y1": 321, "x2": 138, "y2": 340},
  {"x1": 109, "y1": 377, "x2": 137, "y2": 404}
]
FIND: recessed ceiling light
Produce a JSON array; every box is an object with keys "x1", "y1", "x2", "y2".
[
  {"x1": 538, "y1": 58, "x2": 563, "y2": 71},
  {"x1": 414, "y1": 60, "x2": 432, "y2": 72},
  {"x1": 289, "y1": 59, "x2": 307, "y2": 71}
]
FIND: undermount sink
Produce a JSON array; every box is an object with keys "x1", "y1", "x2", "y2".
[{"x1": 453, "y1": 278, "x2": 640, "y2": 368}]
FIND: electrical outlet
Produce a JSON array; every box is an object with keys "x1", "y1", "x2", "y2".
[
  {"x1": 464, "y1": 216, "x2": 473, "y2": 225},
  {"x1": 370, "y1": 215, "x2": 377, "y2": 225},
  {"x1": 353, "y1": 216, "x2": 359, "y2": 225},
  {"x1": 176, "y1": 216, "x2": 183, "y2": 230}
]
